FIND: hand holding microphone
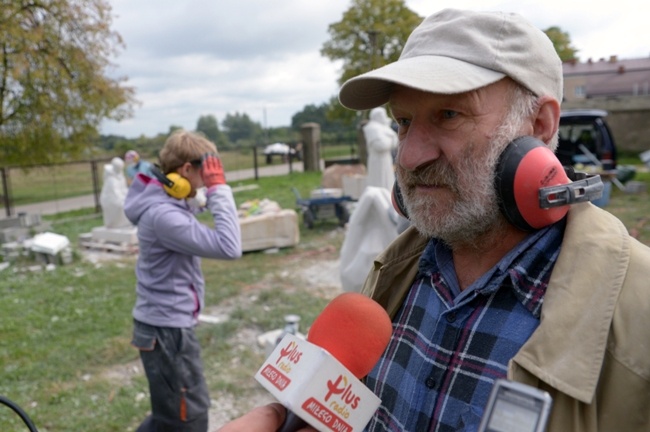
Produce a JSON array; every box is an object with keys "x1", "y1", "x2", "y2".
[
  {"x1": 255, "y1": 292, "x2": 393, "y2": 432},
  {"x1": 201, "y1": 153, "x2": 226, "y2": 188}
]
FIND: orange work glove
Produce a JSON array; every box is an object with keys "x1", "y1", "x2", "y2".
[{"x1": 201, "y1": 154, "x2": 226, "y2": 188}]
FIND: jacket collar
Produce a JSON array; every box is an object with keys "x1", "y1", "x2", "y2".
[
  {"x1": 512, "y1": 203, "x2": 630, "y2": 403},
  {"x1": 368, "y1": 203, "x2": 630, "y2": 404}
]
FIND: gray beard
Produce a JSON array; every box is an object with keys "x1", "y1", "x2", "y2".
[{"x1": 398, "y1": 119, "x2": 523, "y2": 248}]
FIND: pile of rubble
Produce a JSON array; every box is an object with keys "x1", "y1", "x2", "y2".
[{"x1": 0, "y1": 213, "x2": 73, "y2": 271}]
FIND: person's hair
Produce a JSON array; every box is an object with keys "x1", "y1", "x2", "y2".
[
  {"x1": 158, "y1": 130, "x2": 218, "y2": 173},
  {"x1": 504, "y1": 82, "x2": 559, "y2": 151}
]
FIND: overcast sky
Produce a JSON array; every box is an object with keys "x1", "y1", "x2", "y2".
[{"x1": 100, "y1": 0, "x2": 649, "y2": 138}]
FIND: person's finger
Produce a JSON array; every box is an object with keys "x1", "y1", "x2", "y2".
[
  {"x1": 202, "y1": 155, "x2": 214, "y2": 167},
  {"x1": 203, "y1": 155, "x2": 222, "y2": 171},
  {"x1": 202, "y1": 153, "x2": 218, "y2": 163},
  {"x1": 216, "y1": 403, "x2": 286, "y2": 432}
]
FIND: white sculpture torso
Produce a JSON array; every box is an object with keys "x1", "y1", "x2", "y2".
[
  {"x1": 363, "y1": 107, "x2": 398, "y2": 191},
  {"x1": 100, "y1": 157, "x2": 132, "y2": 229}
]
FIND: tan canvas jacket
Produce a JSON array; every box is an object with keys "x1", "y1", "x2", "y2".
[{"x1": 361, "y1": 203, "x2": 650, "y2": 431}]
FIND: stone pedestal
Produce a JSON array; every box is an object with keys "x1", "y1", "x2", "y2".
[{"x1": 300, "y1": 122, "x2": 321, "y2": 172}]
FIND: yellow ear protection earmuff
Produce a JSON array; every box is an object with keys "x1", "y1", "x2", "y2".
[
  {"x1": 150, "y1": 165, "x2": 192, "y2": 199},
  {"x1": 391, "y1": 136, "x2": 604, "y2": 231}
]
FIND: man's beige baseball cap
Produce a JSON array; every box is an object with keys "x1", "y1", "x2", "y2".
[{"x1": 338, "y1": 8, "x2": 563, "y2": 110}]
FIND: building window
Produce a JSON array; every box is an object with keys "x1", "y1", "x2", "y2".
[{"x1": 574, "y1": 85, "x2": 586, "y2": 98}]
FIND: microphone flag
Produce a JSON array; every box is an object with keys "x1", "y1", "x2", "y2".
[{"x1": 255, "y1": 333, "x2": 381, "y2": 432}]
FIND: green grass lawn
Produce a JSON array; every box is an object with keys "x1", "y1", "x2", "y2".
[
  {"x1": 1, "y1": 168, "x2": 649, "y2": 431},
  {"x1": 0, "y1": 171, "x2": 340, "y2": 431}
]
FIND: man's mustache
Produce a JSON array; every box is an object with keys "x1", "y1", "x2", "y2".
[{"x1": 397, "y1": 163, "x2": 459, "y2": 193}]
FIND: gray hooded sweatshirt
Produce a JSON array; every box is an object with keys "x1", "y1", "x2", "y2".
[{"x1": 124, "y1": 174, "x2": 242, "y2": 328}]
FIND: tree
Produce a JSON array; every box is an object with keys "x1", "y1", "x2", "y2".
[
  {"x1": 544, "y1": 26, "x2": 579, "y2": 62},
  {"x1": 0, "y1": 0, "x2": 136, "y2": 166},
  {"x1": 321, "y1": 0, "x2": 422, "y2": 86},
  {"x1": 196, "y1": 114, "x2": 226, "y2": 146},
  {"x1": 292, "y1": 104, "x2": 326, "y2": 130},
  {"x1": 292, "y1": 102, "x2": 349, "y2": 134},
  {"x1": 221, "y1": 112, "x2": 263, "y2": 147},
  {"x1": 320, "y1": 0, "x2": 421, "y2": 124}
]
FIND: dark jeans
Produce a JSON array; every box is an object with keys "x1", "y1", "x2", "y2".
[{"x1": 132, "y1": 320, "x2": 210, "y2": 432}]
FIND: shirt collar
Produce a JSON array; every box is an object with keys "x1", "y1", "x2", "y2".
[{"x1": 417, "y1": 219, "x2": 566, "y2": 317}]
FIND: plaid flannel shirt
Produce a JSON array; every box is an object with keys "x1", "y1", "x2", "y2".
[{"x1": 364, "y1": 220, "x2": 565, "y2": 432}]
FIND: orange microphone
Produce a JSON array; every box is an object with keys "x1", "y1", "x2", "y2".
[
  {"x1": 306, "y1": 292, "x2": 393, "y2": 378},
  {"x1": 256, "y1": 292, "x2": 393, "y2": 432}
]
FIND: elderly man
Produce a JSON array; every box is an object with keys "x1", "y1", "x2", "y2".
[{"x1": 219, "y1": 8, "x2": 650, "y2": 432}]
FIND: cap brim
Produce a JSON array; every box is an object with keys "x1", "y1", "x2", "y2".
[{"x1": 339, "y1": 56, "x2": 506, "y2": 110}]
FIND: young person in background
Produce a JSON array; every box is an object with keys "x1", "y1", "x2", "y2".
[
  {"x1": 125, "y1": 130, "x2": 242, "y2": 431},
  {"x1": 125, "y1": 150, "x2": 153, "y2": 185}
]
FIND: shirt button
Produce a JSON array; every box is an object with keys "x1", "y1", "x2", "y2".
[
  {"x1": 446, "y1": 312, "x2": 457, "y2": 323},
  {"x1": 425, "y1": 377, "x2": 436, "y2": 389}
]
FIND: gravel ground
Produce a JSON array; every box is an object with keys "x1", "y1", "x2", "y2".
[{"x1": 207, "y1": 257, "x2": 343, "y2": 430}]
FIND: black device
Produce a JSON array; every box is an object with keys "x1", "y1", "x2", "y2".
[
  {"x1": 478, "y1": 379, "x2": 553, "y2": 432},
  {"x1": 0, "y1": 395, "x2": 39, "y2": 432}
]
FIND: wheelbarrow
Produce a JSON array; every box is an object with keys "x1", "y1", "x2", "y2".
[{"x1": 292, "y1": 187, "x2": 354, "y2": 228}]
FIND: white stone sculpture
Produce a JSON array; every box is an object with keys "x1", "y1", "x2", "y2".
[
  {"x1": 339, "y1": 186, "x2": 399, "y2": 293},
  {"x1": 99, "y1": 157, "x2": 131, "y2": 229},
  {"x1": 363, "y1": 107, "x2": 398, "y2": 191}
]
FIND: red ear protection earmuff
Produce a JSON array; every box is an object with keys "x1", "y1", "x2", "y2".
[
  {"x1": 150, "y1": 165, "x2": 192, "y2": 199},
  {"x1": 391, "y1": 136, "x2": 604, "y2": 231},
  {"x1": 495, "y1": 136, "x2": 603, "y2": 231}
]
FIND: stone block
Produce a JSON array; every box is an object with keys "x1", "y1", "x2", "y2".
[
  {"x1": 240, "y1": 209, "x2": 300, "y2": 252},
  {"x1": 342, "y1": 174, "x2": 368, "y2": 200},
  {"x1": 321, "y1": 163, "x2": 366, "y2": 189},
  {"x1": 31, "y1": 232, "x2": 70, "y2": 255},
  {"x1": 0, "y1": 213, "x2": 43, "y2": 229},
  {"x1": 91, "y1": 226, "x2": 138, "y2": 244},
  {"x1": 0, "y1": 227, "x2": 31, "y2": 243},
  {"x1": 0, "y1": 216, "x2": 25, "y2": 229}
]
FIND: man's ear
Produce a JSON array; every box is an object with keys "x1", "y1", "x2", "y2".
[{"x1": 532, "y1": 96, "x2": 561, "y2": 144}]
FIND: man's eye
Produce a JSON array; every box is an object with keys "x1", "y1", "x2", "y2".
[
  {"x1": 396, "y1": 118, "x2": 411, "y2": 127},
  {"x1": 442, "y1": 110, "x2": 458, "y2": 119}
]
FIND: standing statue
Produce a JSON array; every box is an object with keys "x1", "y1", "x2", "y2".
[
  {"x1": 100, "y1": 157, "x2": 132, "y2": 229},
  {"x1": 340, "y1": 108, "x2": 401, "y2": 292},
  {"x1": 363, "y1": 106, "x2": 398, "y2": 191}
]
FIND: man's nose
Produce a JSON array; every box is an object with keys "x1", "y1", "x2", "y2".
[{"x1": 396, "y1": 126, "x2": 441, "y2": 171}]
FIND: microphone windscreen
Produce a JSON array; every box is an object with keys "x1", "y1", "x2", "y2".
[{"x1": 306, "y1": 292, "x2": 392, "y2": 378}]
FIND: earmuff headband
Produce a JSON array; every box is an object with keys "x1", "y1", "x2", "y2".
[
  {"x1": 539, "y1": 172, "x2": 603, "y2": 209},
  {"x1": 150, "y1": 165, "x2": 174, "y2": 188}
]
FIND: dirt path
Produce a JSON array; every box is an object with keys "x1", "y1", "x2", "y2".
[{"x1": 207, "y1": 257, "x2": 343, "y2": 429}]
